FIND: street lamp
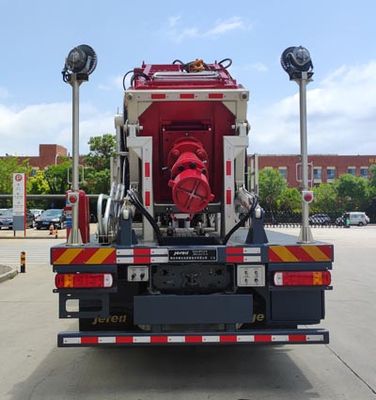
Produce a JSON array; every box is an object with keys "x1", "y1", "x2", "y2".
[
  {"x1": 281, "y1": 46, "x2": 313, "y2": 243},
  {"x1": 62, "y1": 44, "x2": 97, "y2": 245}
]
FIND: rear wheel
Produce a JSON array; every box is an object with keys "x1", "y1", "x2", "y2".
[{"x1": 358, "y1": 222, "x2": 364, "y2": 226}]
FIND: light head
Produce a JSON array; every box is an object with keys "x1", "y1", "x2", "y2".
[
  {"x1": 62, "y1": 44, "x2": 97, "y2": 82},
  {"x1": 281, "y1": 46, "x2": 313, "y2": 80}
]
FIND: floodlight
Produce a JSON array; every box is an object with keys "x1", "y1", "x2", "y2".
[
  {"x1": 281, "y1": 46, "x2": 313, "y2": 80},
  {"x1": 62, "y1": 44, "x2": 97, "y2": 82}
]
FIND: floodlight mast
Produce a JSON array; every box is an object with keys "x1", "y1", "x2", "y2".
[
  {"x1": 62, "y1": 45, "x2": 97, "y2": 245},
  {"x1": 281, "y1": 46, "x2": 313, "y2": 243}
]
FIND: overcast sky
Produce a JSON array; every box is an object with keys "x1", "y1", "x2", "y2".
[{"x1": 0, "y1": 0, "x2": 375, "y2": 156}]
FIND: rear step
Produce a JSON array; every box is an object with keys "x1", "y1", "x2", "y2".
[{"x1": 58, "y1": 328, "x2": 329, "y2": 347}]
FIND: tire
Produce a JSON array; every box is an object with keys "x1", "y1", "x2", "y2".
[
  {"x1": 36, "y1": 226, "x2": 41, "y2": 230},
  {"x1": 358, "y1": 222, "x2": 364, "y2": 226}
]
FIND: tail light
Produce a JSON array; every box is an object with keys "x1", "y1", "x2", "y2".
[
  {"x1": 274, "y1": 271, "x2": 331, "y2": 287},
  {"x1": 55, "y1": 273, "x2": 113, "y2": 289}
]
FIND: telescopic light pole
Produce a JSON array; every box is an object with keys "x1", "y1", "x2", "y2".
[
  {"x1": 281, "y1": 46, "x2": 314, "y2": 243},
  {"x1": 62, "y1": 45, "x2": 97, "y2": 245}
]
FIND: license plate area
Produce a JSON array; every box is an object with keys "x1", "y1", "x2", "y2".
[{"x1": 151, "y1": 264, "x2": 234, "y2": 294}]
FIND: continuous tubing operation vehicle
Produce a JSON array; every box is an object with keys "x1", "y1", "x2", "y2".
[{"x1": 51, "y1": 58, "x2": 333, "y2": 347}]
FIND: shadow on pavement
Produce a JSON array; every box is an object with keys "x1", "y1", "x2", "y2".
[{"x1": 10, "y1": 344, "x2": 319, "y2": 400}]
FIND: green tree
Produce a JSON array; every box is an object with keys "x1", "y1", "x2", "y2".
[
  {"x1": 277, "y1": 187, "x2": 301, "y2": 212},
  {"x1": 44, "y1": 159, "x2": 72, "y2": 194},
  {"x1": 28, "y1": 170, "x2": 49, "y2": 194},
  {"x1": 0, "y1": 156, "x2": 31, "y2": 193},
  {"x1": 259, "y1": 168, "x2": 287, "y2": 211},
  {"x1": 335, "y1": 174, "x2": 368, "y2": 211},
  {"x1": 81, "y1": 168, "x2": 111, "y2": 194},
  {"x1": 311, "y1": 183, "x2": 339, "y2": 213},
  {"x1": 85, "y1": 134, "x2": 116, "y2": 170},
  {"x1": 369, "y1": 164, "x2": 376, "y2": 187}
]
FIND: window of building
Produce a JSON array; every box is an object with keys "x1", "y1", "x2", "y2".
[
  {"x1": 360, "y1": 167, "x2": 368, "y2": 178},
  {"x1": 313, "y1": 167, "x2": 322, "y2": 182},
  {"x1": 278, "y1": 167, "x2": 287, "y2": 180},
  {"x1": 347, "y1": 166, "x2": 356, "y2": 175},
  {"x1": 327, "y1": 167, "x2": 336, "y2": 181}
]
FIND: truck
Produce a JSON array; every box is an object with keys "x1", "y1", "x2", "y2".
[{"x1": 51, "y1": 57, "x2": 333, "y2": 347}]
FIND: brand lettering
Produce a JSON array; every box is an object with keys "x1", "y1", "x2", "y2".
[
  {"x1": 173, "y1": 251, "x2": 189, "y2": 256},
  {"x1": 92, "y1": 314, "x2": 127, "y2": 325},
  {"x1": 252, "y1": 313, "x2": 265, "y2": 323}
]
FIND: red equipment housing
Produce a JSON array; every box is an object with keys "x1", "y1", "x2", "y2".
[{"x1": 132, "y1": 62, "x2": 239, "y2": 213}]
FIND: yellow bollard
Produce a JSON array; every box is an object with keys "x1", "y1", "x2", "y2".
[{"x1": 20, "y1": 251, "x2": 26, "y2": 273}]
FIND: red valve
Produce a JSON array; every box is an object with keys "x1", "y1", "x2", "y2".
[{"x1": 168, "y1": 139, "x2": 214, "y2": 213}]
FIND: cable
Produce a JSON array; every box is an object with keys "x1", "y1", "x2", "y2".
[
  {"x1": 127, "y1": 189, "x2": 163, "y2": 244},
  {"x1": 218, "y1": 58, "x2": 232, "y2": 69},
  {"x1": 222, "y1": 194, "x2": 259, "y2": 245},
  {"x1": 122, "y1": 70, "x2": 133, "y2": 90}
]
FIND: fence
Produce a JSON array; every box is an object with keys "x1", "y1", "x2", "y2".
[{"x1": 263, "y1": 211, "x2": 345, "y2": 228}]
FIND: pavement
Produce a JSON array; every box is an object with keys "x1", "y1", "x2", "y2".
[
  {"x1": 0, "y1": 264, "x2": 18, "y2": 282},
  {"x1": 0, "y1": 226, "x2": 375, "y2": 399}
]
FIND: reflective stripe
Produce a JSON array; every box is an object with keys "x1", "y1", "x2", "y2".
[
  {"x1": 202, "y1": 336, "x2": 220, "y2": 343},
  {"x1": 236, "y1": 335, "x2": 255, "y2": 342},
  {"x1": 98, "y1": 336, "x2": 116, "y2": 344},
  {"x1": 168, "y1": 336, "x2": 185, "y2": 343},
  {"x1": 60, "y1": 333, "x2": 326, "y2": 345},
  {"x1": 63, "y1": 337, "x2": 81, "y2": 344}
]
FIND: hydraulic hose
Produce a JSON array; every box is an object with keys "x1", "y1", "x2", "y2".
[
  {"x1": 222, "y1": 194, "x2": 259, "y2": 245},
  {"x1": 127, "y1": 189, "x2": 163, "y2": 244}
]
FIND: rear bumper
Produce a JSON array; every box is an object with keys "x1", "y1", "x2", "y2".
[{"x1": 58, "y1": 328, "x2": 329, "y2": 347}]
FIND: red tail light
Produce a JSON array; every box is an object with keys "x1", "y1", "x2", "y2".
[
  {"x1": 55, "y1": 273, "x2": 113, "y2": 289},
  {"x1": 274, "y1": 271, "x2": 331, "y2": 287}
]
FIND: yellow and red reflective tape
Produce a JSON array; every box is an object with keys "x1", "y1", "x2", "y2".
[
  {"x1": 268, "y1": 245, "x2": 333, "y2": 263},
  {"x1": 52, "y1": 247, "x2": 116, "y2": 265}
]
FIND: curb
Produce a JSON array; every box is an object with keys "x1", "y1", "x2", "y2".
[{"x1": 0, "y1": 266, "x2": 18, "y2": 283}]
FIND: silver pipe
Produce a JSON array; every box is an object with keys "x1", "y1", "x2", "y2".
[
  {"x1": 68, "y1": 76, "x2": 82, "y2": 245},
  {"x1": 298, "y1": 72, "x2": 313, "y2": 243}
]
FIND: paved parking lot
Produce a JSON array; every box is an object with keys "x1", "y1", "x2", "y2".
[{"x1": 0, "y1": 226, "x2": 375, "y2": 399}]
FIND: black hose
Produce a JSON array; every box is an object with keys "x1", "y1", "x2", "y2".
[
  {"x1": 218, "y1": 58, "x2": 232, "y2": 69},
  {"x1": 122, "y1": 70, "x2": 133, "y2": 90},
  {"x1": 127, "y1": 189, "x2": 163, "y2": 244},
  {"x1": 222, "y1": 194, "x2": 259, "y2": 245}
]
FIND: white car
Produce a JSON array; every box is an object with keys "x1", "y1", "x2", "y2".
[{"x1": 345, "y1": 212, "x2": 369, "y2": 226}]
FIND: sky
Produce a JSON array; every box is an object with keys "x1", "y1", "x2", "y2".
[{"x1": 0, "y1": 0, "x2": 375, "y2": 156}]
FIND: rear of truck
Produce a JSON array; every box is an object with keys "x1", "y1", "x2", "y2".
[{"x1": 51, "y1": 59, "x2": 333, "y2": 347}]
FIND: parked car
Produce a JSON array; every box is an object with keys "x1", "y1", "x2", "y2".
[
  {"x1": 0, "y1": 209, "x2": 13, "y2": 229},
  {"x1": 337, "y1": 212, "x2": 369, "y2": 226},
  {"x1": 35, "y1": 209, "x2": 65, "y2": 230},
  {"x1": 30, "y1": 209, "x2": 44, "y2": 218},
  {"x1": 0, "y1": 209, "x2": 34, "y2": 229},
  {"x1": 309, "y1": 213, "x2": 331, "y2": 225}
]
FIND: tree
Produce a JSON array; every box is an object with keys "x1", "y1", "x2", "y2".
[
  {"x1": 44, "y1": 159, "x2": 72, "y2": 194},
  {"x1": 277, "y1": 187, "x2": 301, "y2": 212},
  {"x1": 258, "y1": 168, "x2": 287, "y2": 211},
  {"x1": 85, "y1": 134, "x2": 116, "y2": 170},
  {"x1": 369, "y1": 164, "x2": 376, "y2": 188},
  {"x1": 0, "y1": 157, "x2": 31, "y2": 193},
  {"x1": 311, "y1": 183, "x2": 339, "y2": 213},
  {"x1": 335, "y1": 174, "x2": 368, "y2": 211},
  {"x1": 28, "y1": 170, "x2": 49, "y2": 194}
]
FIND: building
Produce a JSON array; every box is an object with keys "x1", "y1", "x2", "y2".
[
  {"x1": 248, "y1": 154, "x2": 376, "y2": 189},
  {"x1": 1, "y1": 144, "x2": 68, "y2": 170}
]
